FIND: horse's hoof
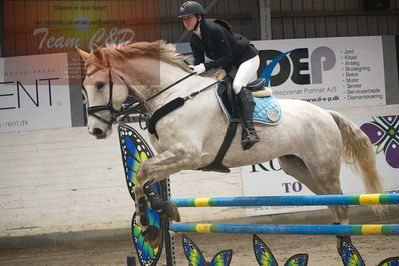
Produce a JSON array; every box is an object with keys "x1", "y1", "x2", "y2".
[
  {"x1": 150, "y1": 198, "x2": 164, "y2": 211},
  {"x1": 142, "y1": 225, "x2": 161, "y2": 249},
  {"x1": 162, "y1": 200, "x2": 181, "y2": 222}
]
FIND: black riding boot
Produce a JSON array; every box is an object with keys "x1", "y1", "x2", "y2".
[{"x1": 237, "y1": 88, "x2": 260, "y2": 150}]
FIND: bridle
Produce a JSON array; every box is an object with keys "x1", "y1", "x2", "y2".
[
  {"x1": 84, "y1": 56, "x2": 195, "y2": 126},
  {"x1": 84, "y1": 66, "x2": 126, "y2": 125},
  {"x1": 84, "y1": 54, "x2": 217, "y2": 128}
]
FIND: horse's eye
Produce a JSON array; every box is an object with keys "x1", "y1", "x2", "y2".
[{"x1": 96, "y1": 82, "x2": 105, "y2": 90}]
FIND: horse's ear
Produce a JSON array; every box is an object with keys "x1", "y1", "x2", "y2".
[
  {"x1": 91, "y1": 43, "x2": 103, "y2": 61},
  {"x1": 76, "y1": 47, "x2": 90, "y2": 62}
]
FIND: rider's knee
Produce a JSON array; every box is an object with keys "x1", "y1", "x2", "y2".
[{"x1": 232, "y1": 80, "x2": 244, "y2": 94}]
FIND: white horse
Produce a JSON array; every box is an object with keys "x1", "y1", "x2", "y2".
[{"x1": 77, "y1": 40, "x2": 383, "y2": 248}]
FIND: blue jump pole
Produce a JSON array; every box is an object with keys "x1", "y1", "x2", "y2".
[
  {"x1": 171, "y1": 194, "x2": 399, "y2": 207},
  {"x1": 169, "y1": 223, "x2": 399, "y2": 235}
]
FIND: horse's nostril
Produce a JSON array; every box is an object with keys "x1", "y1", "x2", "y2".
[{"x1": 93, "y1": 127, "x2": 104, "y2": 136}]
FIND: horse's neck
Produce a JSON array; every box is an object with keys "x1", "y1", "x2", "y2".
[{"x1": 142, "y1": 62, "x2": 217, "y2": 114}]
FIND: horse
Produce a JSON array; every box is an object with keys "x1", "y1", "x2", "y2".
[{"x1": 77, "y1": 40, "x2": 384, "y2": 248}]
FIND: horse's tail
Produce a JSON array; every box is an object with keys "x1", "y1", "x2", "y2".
[{"x1": 329, "y1": 110, "x2": 384, "y2": 194}]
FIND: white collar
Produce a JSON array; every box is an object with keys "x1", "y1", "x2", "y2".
[{"x1": 193, "y1": 26, "x2": 201, "y2": 37}]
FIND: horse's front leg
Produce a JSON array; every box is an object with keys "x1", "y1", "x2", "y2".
[{"x1": 134, "y1": 143, "x2": 200, "y2": 248}]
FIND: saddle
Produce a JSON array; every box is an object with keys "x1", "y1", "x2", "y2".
[
  {"x1": 216, "y1": 77, "x2": 282, "y2": 125},
  {"x1": 198, "y1": 77, "x2": 282, "y2": 173}
]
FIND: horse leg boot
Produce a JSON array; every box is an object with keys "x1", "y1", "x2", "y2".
[
  {"x1": 143, "y1": 181, "x2": 180, "y2": 222},
  {"x1": 237, "y1": 87, "x2": 260, "y2": 150},
  {"x1": 143, "y1": 182, "x2": 163, "y2": 210}
]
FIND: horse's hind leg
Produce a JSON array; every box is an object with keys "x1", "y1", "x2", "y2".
[
  {"x1": 278, "y1": 156, "x2": 349, "y2": 244},
  {"x1": 279, "y1": 155, "x2": 348, "y2": 223}
]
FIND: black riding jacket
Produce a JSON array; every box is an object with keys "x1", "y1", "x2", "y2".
[{"x1": 190, "y1": 19, "x2": 258, "y2": 71}]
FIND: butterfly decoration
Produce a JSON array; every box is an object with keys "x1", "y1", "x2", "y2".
[
  {"x1": 339, "y1": 239, "x2": 365, "y2": 266},
  {"x1": 118, "y1": 124, "x2": 163, "y2": 266},
  {"x1": 131, "y1": 212, "x2": 162, "y2": 266},
  {"x1": 118, "y1": 123, "x2": 157, "y2": 200},
  {"x1": 253, "y1": 235, "x2": 308, "y2": 266},
  {"x1": 339, "y1": 239, "x2": 399, "y2": 266},
  {"x1": 360, "y1": 115, "x2": 399, "y2": 168},
  {"x1": 182, "y1": 234, "x2": 233, "y2": 266},
  {"x1": 378, "y1": 256, "x2": 399, "y2": 266}
]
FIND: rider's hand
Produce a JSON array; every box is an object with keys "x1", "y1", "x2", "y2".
[{"x1": 190, "y1": 63, "x2": 206, "y2": 74}]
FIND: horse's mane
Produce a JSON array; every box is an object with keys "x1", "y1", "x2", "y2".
[{"x1": 86, "y1": 40, "x2": 193, "y2": 73}]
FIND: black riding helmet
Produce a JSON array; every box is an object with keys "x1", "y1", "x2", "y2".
[{"x1": 178, "y1": 1, "x2": 205, "y2": 18}]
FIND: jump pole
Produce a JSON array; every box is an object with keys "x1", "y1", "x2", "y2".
[
  {"x1": 169, "y1": 223, "x2": 399, "y2": 235},
  {"x1": 171, "y1": 193, "x2": 399, "y2": 207}
]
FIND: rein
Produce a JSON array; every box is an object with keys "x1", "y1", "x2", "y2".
[{"x1": 141, "y1": 72, "x2": 196, "y2": 104}]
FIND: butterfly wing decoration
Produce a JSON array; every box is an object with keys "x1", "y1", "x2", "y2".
[
  {"x1": 253, "y1": 234, "x2": 279, "y2": 266},
  {"x1": 118, "y1": 124, "x2": 163, "y2": 266},
  {"x1": 209, "y1": 249, "x2": 233, "y2": 266},
  {"x1": 118, "y1": 123, "x2": 156, "y2": 200},
  {"x1": 378, "y1": 256, "x2": 399, "y2": 266},
  {"x1": 182, "y1": 234, "x2": 208, "y2": 266},
  {"x1": 182, "y1": 234, "x2": 233, "y2": 266},
  {"x1": 284, "y1": 254, "x2": 308, "y2": 266},
  {"x1": 361, "y1": 116, "x2": 399, "y2": 168},
  {"x1": 339, "y1": 239, "x2": 365, "y2": 266},
  {"x1": 131, "y1": 212, "x2": 162, "y2": 266}
]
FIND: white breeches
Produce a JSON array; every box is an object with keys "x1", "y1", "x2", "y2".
[{"x1": 232, "y1": 55, "x2": 260, "y2": 94}]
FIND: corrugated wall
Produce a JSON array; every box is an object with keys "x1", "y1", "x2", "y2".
[
  {"x1": 160, "y1": 0, "x2": 398, "y2": 42},
  {"x1": 160, "y1": 0, "x2": 257, "y2": 42},
  {"x1": 270, "y1": 0, "x2": 399, "y2": 39}
]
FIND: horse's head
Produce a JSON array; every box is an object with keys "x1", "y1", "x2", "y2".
[
  {"x1": 77, "y1": 45, "x2": 129, "y2": 139},
  {"x1": 77, "y1": 40, "x2": 198, "y2": 138}
]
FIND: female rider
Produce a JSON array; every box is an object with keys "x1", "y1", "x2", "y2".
[{"x1": 178, "y1": 1, "x2": 260, "y2": 150}]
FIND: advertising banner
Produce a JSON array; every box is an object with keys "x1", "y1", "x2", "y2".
[
  {"x1": 241, "y1": 115, "x2": 399, "y2": 216},
  {"x1": 253, "y1": 36, "x2": 386, "y2": 108},
  {"x1": 0, "y1": 53, "x2": 71, "y2": 132},
  {"x1": 3, "y1": 1, "x2": 160, "y2": 56}
]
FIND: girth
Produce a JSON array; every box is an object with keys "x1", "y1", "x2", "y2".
[{"x1": 198, "y1": 78, "x2": 239, "y2": 173}]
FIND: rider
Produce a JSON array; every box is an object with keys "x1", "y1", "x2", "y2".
[{"x1": 178, "y1": 1, "x2": 260, "y2": 150}]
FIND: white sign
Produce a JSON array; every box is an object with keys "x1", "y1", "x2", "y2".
[
  {"x1": 0, "y1": 53, "x2": 71, "y2": 132},
  {"x1": 253, "y1": 36, "x2": 386, "y2": 108},
  {"x1": 242, "y1": 116, "x2": 399, "y2": 216}
]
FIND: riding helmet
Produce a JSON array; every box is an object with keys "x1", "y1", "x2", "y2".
[{"x1": 178, "y1": 1, "x2": 205, "y2": 18}]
